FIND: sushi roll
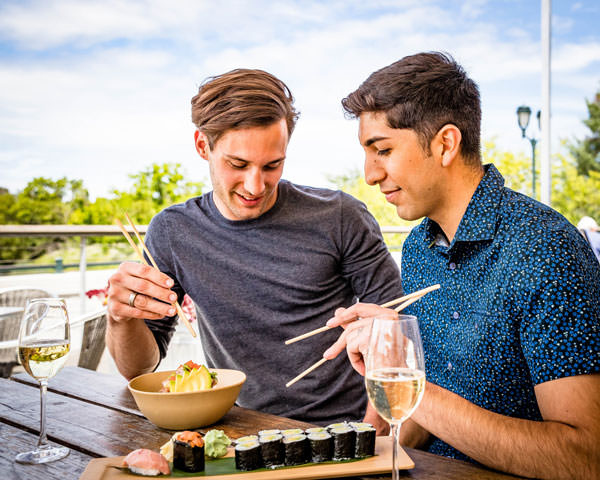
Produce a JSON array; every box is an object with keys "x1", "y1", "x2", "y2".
[
  {"x1": 283, "y1": 433, "x2": 309, "y2": 466},
  {"x1": 259, "y1": 433, "x2": 285, "y2": 468},
  {"x1": 349, "y1": 421, "x2": 373, "y2": 430},
  {"x1": 235, "y1": 439, "x2": 263, "y2": 471},
  {"x1": 173, "y1": 431, "x2": 205, "y2": 473},
  {"x1": 235, "y1": 435, "x2": 259, "y2": 445},
  {"x1": 353, "y1": 425, "x2": 376, "y2": 458},
  {"x1": 307, "y1": 431, "x2": 334, "y2": 463},
  {"x1": 258, "y1": 429, "x2": 281, "y2": 437},
  {"x1": 304, "y1": 427, "x2": 327, "y2": 435},
  {"x1": 330, "y1": 425, "x2": 356, "y2": 460},
  {"x1": 326, "y1": 422, "x2": 348, "y2": 431},
  {"x1": 123, "y1": 448, "x2": 171, "y2": 476},
  {"x1": 281, "y1": 428, "x2": 304, "y2": 437}
]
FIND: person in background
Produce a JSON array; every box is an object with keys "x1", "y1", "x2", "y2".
[
  {"x1": 105, "y1": 68, "x2": 402, "y2": 429},
  {"x1": 324, "y1": 52, "x2": 600, "y2": 479}
]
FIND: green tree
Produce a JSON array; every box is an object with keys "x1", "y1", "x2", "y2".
[{"x1": 568, "y1": 90, "x2": 600, "y2": 176}]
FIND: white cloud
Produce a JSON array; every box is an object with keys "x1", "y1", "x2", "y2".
[{"x1": 0, "y1": 0, "x2": 598, "y2": 199}]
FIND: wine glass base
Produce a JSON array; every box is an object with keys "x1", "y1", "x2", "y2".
[{"x1": 15, "y1": 445, "x2": 70, "y2": 464}]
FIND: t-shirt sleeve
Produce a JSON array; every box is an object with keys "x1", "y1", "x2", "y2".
[
  {"x1": 519, "y1": 227, "x2": 600, "y2": 385},
  {"x1": 142, "y1": 212, "x2": 185, "y2": 361},
  {"x1": 339, "y1": 193, "x2": 403, "y2": 304}
]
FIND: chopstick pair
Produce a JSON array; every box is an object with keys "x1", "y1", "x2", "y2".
[
  {"x1": 284, "y1": 284, "x2": 440, "y2": 345},
  {"x1": 285, "y1": 283, "x2": 440, "y2": 388},
  {"x1": 115, "y1": 213, "x2": 197, "y2": 338}
]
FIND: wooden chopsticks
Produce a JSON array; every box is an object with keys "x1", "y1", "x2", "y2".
[
  {"x1": 284, "y1": 284, "x2": 440, "y2": 345},
  {"x1": 285, "y1": 283, "x2": 440, "y2": 388},
  {"x1": 115, "y1": 213, "x2": 197, "y2": 338}
]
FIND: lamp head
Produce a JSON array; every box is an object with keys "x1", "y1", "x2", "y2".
[{"x1": 516, "y1": 105, "x2": 531, "y2": 137}]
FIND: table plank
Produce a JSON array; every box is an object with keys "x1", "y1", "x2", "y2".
[
  {"x1": 12, "y1": 368, "x2": 317, "y2": 437},
  {"x1": 0, "y1": 422, "x2": 93, "y2": 480},
  {"x1": 12, "y1": 368, "x2": 141, "y2": 416}
]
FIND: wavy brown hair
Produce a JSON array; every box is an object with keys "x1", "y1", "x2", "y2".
[
  {"x1": 342, "y1": 52, "x2": 481, "y2": 166},
  {"x1": 191, "y1": 68, "x2": 299, "y2": 148}
]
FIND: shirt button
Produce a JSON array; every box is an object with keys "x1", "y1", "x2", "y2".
[
  {"x1": 452, "y1": 311, "x2": 460, "y2": 320},
  {"x1": 447, "y1": 362, "x2": 453, "y2": 371},
  {"x1": 449, "y1": 262, "x2": 456, "y2": 270}
]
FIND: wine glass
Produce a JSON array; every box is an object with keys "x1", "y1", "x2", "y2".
[
  {"x1": 16, "y1": 298, "x2": 71, "y2": 464},
  {"x1": 365, "y1": 313, "x2": 425, "y2": 480}
]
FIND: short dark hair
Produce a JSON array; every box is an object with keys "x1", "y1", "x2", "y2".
[
  {"x1": 342, "y1": 52, "x2": 481, "y2": 165},
  {"x1": 191, "y1": 68, "x2": 299, "y2": 148}
]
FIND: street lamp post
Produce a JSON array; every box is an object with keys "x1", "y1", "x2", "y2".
[{"x1": 516, "y1": 105, "x2": 541, "y2": 199}]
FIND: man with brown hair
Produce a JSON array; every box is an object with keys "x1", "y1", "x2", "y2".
[
  {"x1": 106, "y1": 68, "x2": 402, "y2": 426},
  {"x1": 324, "y1": 52, "x2": 600, "y2": 478}
]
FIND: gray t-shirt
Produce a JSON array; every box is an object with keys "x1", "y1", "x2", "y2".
[{"x1": 144, "y1": 180, "x2": 402, "y2": 424}]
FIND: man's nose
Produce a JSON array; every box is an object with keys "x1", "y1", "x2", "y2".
[
  {"x1": 364, "y1": 155, "x2": 384, "y2": 186},
  {"x1": 244, "y1": 168, "x2": 265, "y2": 196}
]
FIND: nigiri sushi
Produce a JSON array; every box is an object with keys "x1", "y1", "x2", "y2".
[{"x1": 122, "y1": 448, "x2": 171, "y2": 476}]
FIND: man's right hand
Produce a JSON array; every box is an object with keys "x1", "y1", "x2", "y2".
[{"x1": 107, "y1": 261, "x2": 178, "y2": 323}]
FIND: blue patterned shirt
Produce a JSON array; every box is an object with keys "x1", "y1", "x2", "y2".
[{"x1": 402, "y1": 164, "x2": 600, "y2": 462}]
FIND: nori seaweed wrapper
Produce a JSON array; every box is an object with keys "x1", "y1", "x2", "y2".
[
  {"x1": 235, "y1": 440, "x2": 263, "y2": 471},
  {"x1": 283, "y1": 434, "x2": 309, "y2": 466},
  {"x1": 331, "y1": 426, "x2": 356, "y2": 460},
  {"x1": 173, "y1": 438, "x2": 205, "y2": 473},
  {"x1": 308, "y1": 431, "x2": 333, "y2": 463},
  {"x1": 354, "y1": 426, "x2": 376, "y2": 457},
  {"x1": 259, "y1": 433, "x2": 284, "y2": 468}
]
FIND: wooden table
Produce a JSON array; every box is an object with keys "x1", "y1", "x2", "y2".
[{"x1": 0, "y1": 367, "x2": 521, "y2": 480}]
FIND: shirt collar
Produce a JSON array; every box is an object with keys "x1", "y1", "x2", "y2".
[{"x1": 423, "y1": 163, "x2": 505, "y2": 245}]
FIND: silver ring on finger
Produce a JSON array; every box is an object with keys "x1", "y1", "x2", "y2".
[{"x1": 128, "y1": 291, "x2": 139, "y2": 308}]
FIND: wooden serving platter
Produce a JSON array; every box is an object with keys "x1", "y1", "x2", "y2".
[{"x1": 80, "y1": 437, "x2": 413, "y2": 479}]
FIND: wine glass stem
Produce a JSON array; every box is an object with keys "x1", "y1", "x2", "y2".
[
  {"x1": 391, "y1": 422, "x2": 401, "y2": 480},
  {"x1": 37, "y1": 380, "x2": 49, "y2": 449}
]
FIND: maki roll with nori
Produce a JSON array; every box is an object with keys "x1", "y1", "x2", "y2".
[
  {"x1": 281, "y1": 428, "x2": 303, "y2": 437},
  {"x1": 330, "y1": 425, "x2": 356, "y2": 460},
  {"x1": 349, "y1": 421, "x2": 373, "y2": 430},
  {"x1": 173, "y1": 431, "x2": 205, "y2": 473},
  {"x1": 304, "y1": 427, "x2": 327, "y2": 435},
  {"x1": 235, "y1": 435, "x2": 258, "y2": 445},
  {"x1": 326, "y1": 422, "x2": 348, "y2": 431},
  {"x1": 235, "y1": 439, "x2": 263, "y2": 471},
  {"x1": 259, "y1": 433, "x2": 285, "y2": 468},
  {"x1": 258, "y1": 429, "x2": 280, "y2": 437},
  {"x1": 307, "y1": 431, "x2": 333, "y2": 462},
  {"x1": 283, "y1": 433, "x2": 309, "y2": 466},
  {"x1": 353, "y1": 425, "x2": 376, "y2": 458}
]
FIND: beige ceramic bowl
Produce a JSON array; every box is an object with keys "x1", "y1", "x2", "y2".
[{"x1": 128, "y1": 368, "x2": 246, "y2": 430}]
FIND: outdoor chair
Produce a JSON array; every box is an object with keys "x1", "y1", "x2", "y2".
[
  {"x1": 0, "y1": 287, "x2": 55, "y2": 377},
  {"x1": 72, "y1": 307, "x2": 108, "y2": 371}
]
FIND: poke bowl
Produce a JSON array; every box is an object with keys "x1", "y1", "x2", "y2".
[{"x1": 128, "y1": 367, "x2": 246, "y2": 430}]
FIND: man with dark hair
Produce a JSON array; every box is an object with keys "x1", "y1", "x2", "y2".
[
  {"x1": 325, "y1": 52, "x2": 600, "y2": 478},
  {"x1": 106, "y1": 68, "x2": 402, "y2": 427}
]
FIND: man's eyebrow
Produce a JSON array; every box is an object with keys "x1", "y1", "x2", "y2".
[
  {"x1": 224, "y1": 154, "x2": 286, "y2": 163},
  {"x1": 364, "y1": 136, "x2": 389, "y2": 147}
]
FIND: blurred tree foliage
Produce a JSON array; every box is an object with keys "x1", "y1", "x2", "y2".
[
  {"x1": 0, "y1": 163, "x2": 204, "y2": 262},
  {"x1": 568, "y1": 90, "x2": 600, "y2": 176},
  {"x1": 331, "y1": 141, "x2": 600, "y2": 253}
]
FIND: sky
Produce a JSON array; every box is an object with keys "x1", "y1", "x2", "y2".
[{"x1": 0, "y1": 0, "x2": 599, "y2": 199}]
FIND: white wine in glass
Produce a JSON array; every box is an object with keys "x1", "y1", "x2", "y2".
[
  {"x1": 365, "y1": 314, "x2": 425, "y2": 480},
  {"x1": 16, "y1": 298, "x2": 71, "y2": 464}
]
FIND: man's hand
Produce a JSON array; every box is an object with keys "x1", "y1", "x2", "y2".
[
  {"x1": 322, "y1": 303, "x2": 398, "y2": 375},
  {"x1": 107, "y1": 261, "x2": 177, "y2": 323}
]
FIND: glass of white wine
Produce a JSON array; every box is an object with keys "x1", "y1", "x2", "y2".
[
  {"x1": 16, "y1": 298, "x2": 71, "y2": 464},
  {"x1": 365, "y1": 313, "x2": 425, "y2": 480}
]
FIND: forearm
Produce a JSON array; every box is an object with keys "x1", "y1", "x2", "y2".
[
  {"x1": 413, "y1": 382, "x2": 599, "y2": 479},
  {"x1": 105, "y1": 315, "x2": 160, "y2": 380}
]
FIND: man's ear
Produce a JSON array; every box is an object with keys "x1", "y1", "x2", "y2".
[
  {"x1": 434, "y1": 124, "x2": 462, "y2": 167},
  {"x1": 194, "y1": 130, "x2": 211, "y2": 160}
]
